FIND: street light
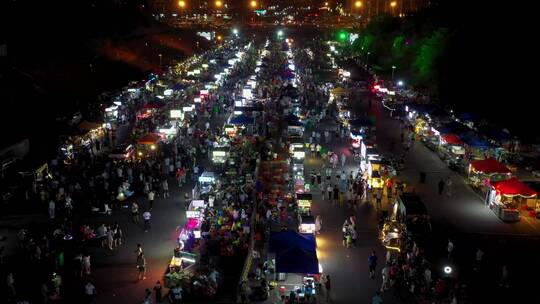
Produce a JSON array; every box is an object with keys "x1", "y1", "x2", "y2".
[
  {"x1": 277, "y1": 30, "x2": 284, "y2": 37},
  {"x1": 178, "y1": 0, "x2": 186, "y2": 8},
  {"x1": 158, "y1": 54, "x2": 162, "y2": 67},
  {"x1": 355, "y1": 1, "x2": 362, "y2": 8},
  {"x1": 233, "y1": 28, "x2": 239, "y2": 36},
  {"x1": 215, "y1": 0, "x2": 223, "y2": 8},
  {"x1": 397, "y1": 80, "x2": 404, "y2": 86},
  {"x1": 250, "y1": 0, "x2": 257, "y2": 8},
  {"x1": 392, "y1": 65, "x2": 396, "y2": 80},
  {"x1": 390, "y1": 1, "x2": 397, "y2": 7}
]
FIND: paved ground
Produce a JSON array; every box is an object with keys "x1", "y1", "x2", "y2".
[{"x1": 90, "y1": 112, "x2": 229, "y2": 304}]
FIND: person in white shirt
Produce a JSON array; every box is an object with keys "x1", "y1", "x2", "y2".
[
  {"x1": 84, "y1": 282, "x2": 96, "y2": 303},
  {"x1": 148, "y1": 191, "x2": 155, "y2": 210},
  {"x1": 48, "y1": 200, "x2": 55, "y2": 219},
  {"x1": 162, "y1": 180, "x2": 169, "y2": 198},
  {"x1": 143, "y1": 211, "x2": 151, "y2": 232}
]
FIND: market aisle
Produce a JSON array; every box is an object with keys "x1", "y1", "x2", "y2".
[
  {"x1": 304, "y1": 124, "x2": 391, "y2": 304},
  {"x1": 91, "y1": 112, "x2": 229, "y2": 304},
  {"x1": 354, "y1": 92, "x2": 540, "y2": 236}
]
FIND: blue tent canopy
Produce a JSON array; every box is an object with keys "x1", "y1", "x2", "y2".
[
  {"x1": 436, "y1": 122, "x2": 469, "y2": 135},
  {"x1": 349, "y1": 117, "x2": 374, "y2": 128},
  {"x1": 172, "y1": 83, "x2": 187, "y2": 91},
  {"x1": 286, "y1": 115, "x2": 303, "y2": 126},
  {"x1": 459, "y1": 112, "x2": 479, "y2": 122},
  {"x1": 459, "y1": 132, "x2": 491, "y2": 148},
  {"x1": 229, "y1": 115, "x2": 255, "y2": 125},
  {"x1": 269, "y1": 231, "x2": 316, "y2": 253},
  {"x1": 275, "y1": 246, "x2": 319, "y2": 274}
]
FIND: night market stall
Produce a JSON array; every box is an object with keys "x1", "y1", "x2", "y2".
[
  {"x1": 468, "y1": 158, "x2": 512, "y2": 193},
  {"x1": 486, "y1": 177, "x2": 537, "y2": 222}
]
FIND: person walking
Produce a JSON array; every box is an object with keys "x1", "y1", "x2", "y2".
[
  {"x1": 143, "y1": 288, "x2": 152, "y2": 304},
  {"x1": 132, "y1": 202, "x2": 140, "y2": 223},
  {"x1": 162, "y1": 179, "x2": 169, "y2": 199},
  {"x1": 148, "y1": 190, "x2": 155, "y2": 210},
  {"x1": 143, "y1": 210, "x2": 151, "y2": 232},
  {"x1": 375, "y1": 189, "x2": 383, "y2": 210},
  {"x1": 315, "y1": 215, "x2": 322, "y2": 234},
  {"x1": 84, "y1": 281, "x2": 97, "y2": 304},
  {"x1": 333, "y1": 184, "x2": 340, "y2": 205},
  {"x1": 138, "y1": 254, "x2": 147, "y2": 280},
  {"x1": 327, "y1": 185, "x2": 333, "y2": 202},
  {"x1": 48, "y1": 199, "x2": 56, "y2": 220},
  {"x1": 447, "y1": 239, "x2": 454, "y2": 259},
  {"x1": 6, "y1": 273, "x2": 16, "y2": 298},
  {"x1": 170, "y1": 284, "x2": 183, "y2": 304},
  {"x1": 113, "y1": 223, "x2": 123, "y2": 248},
  {"x1": 323, "y1": 275, "x2": 331, "y2": 303},
  {"x1": 135, "y1": 244, "x2": 143, "y2": 262},
  {"x1": 438, "y1": 178, "x2": 445, "y2": 195},
  {"x1": 341, "y1": 153, "x2": 346, "y2": 168},
  {"x1": 445, "y1": 177, "x2": 453, "y2": 197},
  {"x1": 368, "y1": 251, "x2": 378, "y2": 278},
  {"x1": 82, "y1": 254, "x2": 91, "y2": 275},
  {"x1": 372, "y1": 291, "x2": 383, "y2": 304},
  {"x1": 153, "y1": 281, "x2": 163, "y2": 303}
]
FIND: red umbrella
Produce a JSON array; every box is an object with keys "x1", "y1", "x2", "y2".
[{"x1": 441, "y1": 134, "x2": 463, "y2": 145}]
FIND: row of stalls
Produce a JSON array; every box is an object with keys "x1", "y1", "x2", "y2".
[
  {"x1": 469, "y1": 158, "x2": 539, "y2": 221},
  {"x1": 399, "y1": 103, "x2": 540, "y2": 222},
  {"x1": 163, "y1": 41, "x2": 261, "y2": 291},
  {"x1": 258, "y1": 39, "x2": 321, "y2": 302}
]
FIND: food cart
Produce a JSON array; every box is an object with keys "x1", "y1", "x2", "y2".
[
  {"x1": 195, "y1": 171, "x2": 216, "y2": 198},
  {"x1": 185, "y1": 200, "x2": 206, "y2": 238},
  {"x1": 296, "y1": 193, "x2": 312, "y2": 215},
  {"x1": 298, "y1": 215, "x2": 316, "y2": 234},
  {"x1": 382, "y1": 193, "x2": 431, "y2": 251},
  {"x1": 211, "y1": 146, "x2": 230, "y2": 164}
]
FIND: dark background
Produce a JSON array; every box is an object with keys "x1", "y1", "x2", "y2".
[{"x1": 0, "y1": 0, "x2": 537, "y2": 155}]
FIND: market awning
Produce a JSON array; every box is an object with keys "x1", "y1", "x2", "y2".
[
  {"x1": 172, "y1": 83, "x2": 187, "y2": 91},
  {"x1": 441, "y1": 134, "x2": 463, "y2": 145},
  {"x1": 229, "y1": 115, "x2": 255, "y2": 125},
  {"x1": 144, "y1": 102, "x2": 165, "y2": 109},
  {"x1": 275, "y1": 246, "x2": 319, "y2": 274},
  {"x1": 471, "y1": 158, "x2": 511, "y2": 174},
  {"x1": 78, "y1": 120, "x2": 102, "y2": 131},
  {"x1": 269, "y1": 231, "x2": 316, "y2": 254},
  {"x1": 138, "y1": 133, "x2": 161, "y2": 145},
  {"x1": 331, "y1": 87, "x2": 348, "y2": 95},
  {"x1": 491, "y1": 178, "x2": 537, "y2": 198},
  {"x1": 459, "y1": 132, "x2": 491, "y2": 148}
]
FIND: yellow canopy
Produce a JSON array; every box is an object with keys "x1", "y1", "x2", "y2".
[{"x1": 331, "y1": 87, "x2": 348, "y2": 95}]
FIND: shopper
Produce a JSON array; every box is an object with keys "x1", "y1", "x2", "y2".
[
  {"x1": 323, "y1": 275, "x2": 331, "y2": 303},
  {"x1": 132, "y1": 202, "x2": 140, "y2": 223},
  {"x1": 148, "y1": 190, "x2": 155, "y2": 210},
  {"x1": 368, "y1": 251, "x2": 378, "y2": 278},
  {"x1": 138, "y1": 254, "x2": 147, "y2": 280},
  {"x1": 143, "y1": 210, "x2": 151, "y2": 232},
  {"x1": 438, "y1": 178, "x2": 445, "y2": 195},
  {"x1": 153, "y1": 281, "x2": 163, "y2": 303}
]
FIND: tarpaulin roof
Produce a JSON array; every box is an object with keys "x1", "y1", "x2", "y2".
[
  {"x1": 458, "y1": 112, "x2": 479, "y2": 122},
  {"x1": 492, "y1": 177, "x2": 537, "y2": 197},
  {"x1": 471, "y1": 158, "x2": 511, "y2": 174},
  {"x1": 441, "y1": 134, "x2": 463, "y2": 145},
  {"x1": 138, "y1": 133, "x2": 161, "y2": 145},
  {"x1": 331, "y1": 87, "x2": 348, "y2": 95},
  {"x1": 349, "y1": 117, "x2": 374, "y2": 128},
  {"x1": 144, "y1": 102, "x2": 164, "y2": 109},
  {"x1": 459, "y1": 132, "x2": 491, "y2": 148},
  {"x1": 172, "y1": 83, "x2": 187, "y2": 91},
  {"x1": 436, "y1": 122, "x2": 470, "y2": 135},
  {"x1": 269, "y1": 231, "x2": 316, "y2": 254},
  {"x1": 229, "y1": 115, "x2": 255, "y2": 125},
  {"x1": 275, "y1": 246, "x2": 319, "y2": 274}
]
